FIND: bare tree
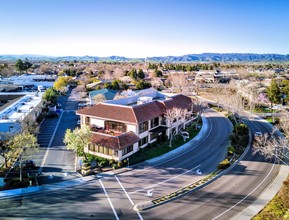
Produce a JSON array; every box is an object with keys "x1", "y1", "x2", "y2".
[
  {"x1": 247, "y1": 87, "x2": 259, "y2": 113},
  {"x1": 103, "y1": 70, "x2": 113, "y2": 81},
  {"x1": 219, "y1": 89, "x2": 246, "y2": 124},
  {"x1": 113, "y1": 67, "x2": 125, "y2": 79},
  {"x1": 21, "y1": 114, "x2": 40, "y2": 135},
  {"x1": 167, "y1": 74, "x2": 189, "y2": 93},
  {"x1": 252, "y1": 131, "x2": 289, "y2": 165},
  {"x1": 194, "y1": 99, "x2": 207, "y2": 130},
  {"x1": 277, "y1": 110, "x2": 289, "y2": 138},
  {"x1": 165, "y1": 107, "x2": 188, "y2": 147},
  {"x1": 93, "y1": 94, "x2": 106, "y2": 104}
]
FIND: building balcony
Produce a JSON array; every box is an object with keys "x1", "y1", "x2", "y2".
[{"x1": 90, "y1": 126, "x2": 124, "y2": 137}]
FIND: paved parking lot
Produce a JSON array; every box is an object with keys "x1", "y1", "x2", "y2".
[{"x1": 35, "y1": 88, "x2": 81, "y2": 184}]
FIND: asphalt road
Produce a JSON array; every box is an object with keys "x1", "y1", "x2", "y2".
[
  {"x1": 0, "y1": 108, "x2": 280, "y2": 220},
  {"x1": 0, "y1": 109, "x2": 235, "y2": 219},
  {"x1": 140, "y1": 118, "x2": 279, "y2": 220}
]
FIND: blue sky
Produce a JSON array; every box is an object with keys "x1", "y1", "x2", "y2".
[{"x1": 0, "y1": 0, "x2": 288, "y2": 57}]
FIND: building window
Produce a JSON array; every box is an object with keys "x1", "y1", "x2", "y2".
[
  {"x1": 105, "y1": 121, "x2": 126, "y2": 132},
  {"x1": 139, "y1": 136, "x2": 148, "y2": 147},
  {"x1": 88, "y1": 144, "x2": 114, "y2": 156},
  {"x1": 150, "y1": 117, "x2": 159, "y2": 128},
  {"x1": 139, "y1": 121, "x2": 148, "y2": 134},
  {"x1": 150, "y1": 132, "x2": 158, "y2": 141},
  {"x1": 85, "y1": 117, "x2": 90, "y2": 125},
  {"x1": 122, "y1": 145, "x2": 133, "y2": 156}
]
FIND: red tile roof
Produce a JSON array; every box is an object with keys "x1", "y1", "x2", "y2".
[
  {"x1": 91, "y1": 131, "x2": 140, "y2": 150},
  {"x1": 77, "y1": 94, "x2": 193, "y2": 124},
  {"x1": 160, "y1": 94, "x2": 193, "y2": 110},
  {"x1": 77, "y1": 103, "x2": 137, "y2": 124},
  {"x1": 132, "y1": 101, "x2": 164, "y2": 123}
]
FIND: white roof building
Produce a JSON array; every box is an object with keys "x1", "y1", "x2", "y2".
[{"x1": 0, "y1": 92, "x2": 43, "y2": 135}]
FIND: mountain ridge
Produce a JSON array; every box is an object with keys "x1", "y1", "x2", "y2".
[{"x1": 1, "y1": 53, "x2": 289, "y2": 62}]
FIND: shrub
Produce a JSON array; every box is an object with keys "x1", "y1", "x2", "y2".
[
  {"x1": 218, "y1": 159, "x2": 231, "y2": 170},
  {"x1": 227, "y1": 146, "x2": 235, "y2": 155},
  {"x1": 112, "y1": 163, "x2": 118, "y2": 170},
  {"x1": 117, "y1": 161, "x2": 123, "y2": 168}
]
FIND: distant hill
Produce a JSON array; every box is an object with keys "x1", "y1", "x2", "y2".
[
  {"x1": 148, "y1": 53, "x2": 289, "y2": 62},
  {"x1": 1, "y1": 53, "x2": 289, "y2": 62}
]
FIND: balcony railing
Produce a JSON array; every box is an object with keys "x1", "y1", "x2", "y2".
[{"x1": 90, "y1": 126, "x2": 123, "y2": 136}]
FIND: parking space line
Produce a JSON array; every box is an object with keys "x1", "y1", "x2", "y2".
[
  {"x1": 99, "y1": 179, "x2": 119, "y2": 220},
  {"x1": 38, "y1": 111, "x2": 63, "y2": 174},
  {"x1": 115, "y1": 176, "x2": 144, "y2": 220}
]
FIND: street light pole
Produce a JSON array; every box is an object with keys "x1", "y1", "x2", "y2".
[
  {"x1": 127, "y1": 157, "x2": 129, "y2": 168},
  {"x1": 20, "y1": 153, "x2": 23, "y2": 182}
]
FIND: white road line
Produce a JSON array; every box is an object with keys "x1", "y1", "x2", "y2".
[
  {"x1": 99, "y1": 179, "x2": 120, "y2": 220},
  {"x1": 115, "y1": 176, "x2": 144, "y2": 220},
  {"x1": 38, "y1": 111, "x2": 63, "y2": 174},
  {"x1": 129, "y1": 164, "x2": 201, "y2": 194},
  {"x1": 212, "y1": 161, "x2": 276, "y2": 220}
]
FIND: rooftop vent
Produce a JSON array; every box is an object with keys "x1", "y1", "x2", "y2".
[{"x1": 137, "y1": 96, "x2": 153, "y2": 105}]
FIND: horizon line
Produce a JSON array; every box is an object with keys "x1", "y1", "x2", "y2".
[{"x1": 1, "y1": 52, "x2": 289, "y2": 59}]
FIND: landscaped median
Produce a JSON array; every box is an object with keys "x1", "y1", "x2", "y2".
[{"x1": 134, "y1": 122, "x2": 251, "y2": 212}]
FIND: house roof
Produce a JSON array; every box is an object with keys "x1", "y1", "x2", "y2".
[
  {"x1": 77, "y1": 93, "x2": 194, "y2": 124},
  {"x1": 89, "y1": 89, "x2": 118, "y2": 100},
  {"x1": 132, "y1": 101, "x2": 164, "y2": 123},
  {"x1": 91, "y1": 131, "x2": 140, "y2": 150},
  {"x1": 77, "y1": 103, "x2": 137, "y2": 124},
  {"x1": 160, "y1": 94, "x2": 193, "y2": 110}
]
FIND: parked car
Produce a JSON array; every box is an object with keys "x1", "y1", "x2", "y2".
[
  {"x1": 77, "y1": 119, "x2": 81, "y2": 126},
  {"x1": 23, "y1": 160, "x2": 36, "y2": 169},
  {"x1": 13, "y1": 160, "x2": 36, "y2": 170},
  {"x1": 46, "y1": 111, "x2": 59, "y2": 118}
]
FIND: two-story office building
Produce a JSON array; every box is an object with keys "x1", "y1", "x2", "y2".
[{"x1": 77, "y1": 89, "x2": 194, "y2": 161}]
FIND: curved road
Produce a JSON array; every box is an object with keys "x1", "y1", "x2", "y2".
[
  {"x1": 141, "y1": 117, "x2": 279, "y2": 220},
  {"x1": 0, "y1": 110, "x2": 279, "y2": 219}
]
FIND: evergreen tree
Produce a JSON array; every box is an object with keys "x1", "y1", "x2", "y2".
[
  {"x1": 266, "y1": 80, "x2": 281, "y2": 106},
  {"x1": 138, "y1": 69, "x2": 145, "y2": 79}
]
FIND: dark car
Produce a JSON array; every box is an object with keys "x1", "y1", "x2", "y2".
[
  {"x1": 12, "y1": 160, "x2": 36, "y2": 170},
  {"x1": 23, "y1": 160, "x2": 36, "y2": 169},
  {"x1": 46, "y1": 111, "x2": 59, "y2": 118}
]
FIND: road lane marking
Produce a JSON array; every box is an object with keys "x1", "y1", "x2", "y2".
[
  {"x1": 129, "y1": 164, "x2": 201, "y2": 194},
  {"x1": 115, "y1": 176, "x2": 144, "y2": 220},
  {"x1": 212, "y1": 161, "x2": 276, "y2": 220},
  {"x1": 38, "y1": 111, "x2": 63, "y2": 174},
  {"x1": 99, "y1": 179, "x2": 119, "y2": 220}
]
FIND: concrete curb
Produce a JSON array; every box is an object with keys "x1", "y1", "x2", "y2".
[{"x1": 0, "y1": 175, "x2": 94, "y2": 199}]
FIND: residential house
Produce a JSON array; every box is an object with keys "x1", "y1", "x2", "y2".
[{"x1": 77, "y1": 89, "x2": 195, "y2": 161}]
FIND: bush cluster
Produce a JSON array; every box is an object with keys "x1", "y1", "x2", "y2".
[{"x1": 217, "y1": 159, "x2": 231, "y2": 170}]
